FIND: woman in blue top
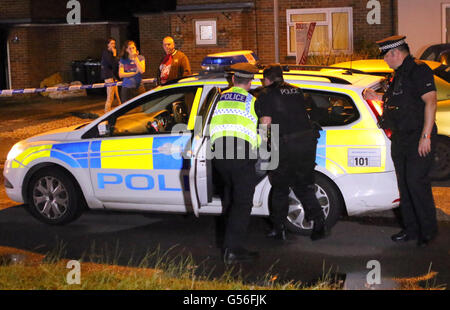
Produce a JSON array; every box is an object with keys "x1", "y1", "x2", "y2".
[{"x1": 119, "y1": 40, "x2": 146, "y2": 102}]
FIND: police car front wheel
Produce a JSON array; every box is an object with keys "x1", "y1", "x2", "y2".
[{"x1": 27, "y1": 168, "x2": 84, "y2": 225}]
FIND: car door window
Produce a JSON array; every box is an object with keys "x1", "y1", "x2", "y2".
[
  {"x1": 108, "y1": 87, "x2": 201, "y2": 137},
  {"x1": 197, "y1": 87, "x2": 221, "y2": 136},
  {"x1": 434, "y1": 64, "x2": 450, "y2": 83},
  {"x1": 304, "y1": 90, "x2": 360, "y2": 127}
]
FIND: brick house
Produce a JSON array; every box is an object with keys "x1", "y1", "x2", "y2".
[
  {"x1": 2, "y1": 1, "x2": 448, "y2": 90},
  {"x1": 0, "y1": 0, "x2": 128, "y2": 90},
  {"x1": 137, "y1": 0, "x2": 399, "y2": 78}
]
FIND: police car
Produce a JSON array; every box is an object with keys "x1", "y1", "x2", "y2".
[{"x1": 3, "y1": 66, "x2": 400, "y2": 235}]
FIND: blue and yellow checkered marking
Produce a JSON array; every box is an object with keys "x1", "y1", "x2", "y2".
[
  {"x1": 12, "y1": 136, "x2": 192, "y2": 171},
  {"x1": 152, "y1": 136, "x2": 191, "y2": 170},
  {"x1": 316, "y1": 130, "x2": 326, "y2": 169},
  {"x1": 13, "y1": 128, "x2": 384, "y2": 175},
  {"x1": 50, "y1": 142, "x2": 90, "y2": 168}
]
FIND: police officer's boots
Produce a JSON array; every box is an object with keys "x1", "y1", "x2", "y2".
[
  {"x1": 310, "y1": 217, "x2": 330, "y2": 241},
  {"x1": 223, "y1": 248, "x2": 259, "y2": 264},
  {"x1": 266, "y1": 224, "x2": 287, "y2": 241}
]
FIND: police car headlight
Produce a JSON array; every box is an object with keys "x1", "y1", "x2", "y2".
[{"x1": 7, "y1": 142, "x2": 25, "y2": 161}]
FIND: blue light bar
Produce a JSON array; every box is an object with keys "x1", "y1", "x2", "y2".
[{"x1": 201, "y1": 51, "x2": 259, "y2": 71}]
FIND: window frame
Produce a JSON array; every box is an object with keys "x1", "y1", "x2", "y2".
[
  {"x1": 194, "y1": 19, "x2": 218, "y2": 46},
  {"x1": 442, "y1": 3, "x2": 450, "y2": 43},
  {"x1": 286, "y1": 7, "x2": 354, "y2": 56},
  {"x1": 301, "y1": 88, "x2": 361, "y2": 128},
  {"x1": 82, "y1": 86, "x2": 203, "y2": 139}
]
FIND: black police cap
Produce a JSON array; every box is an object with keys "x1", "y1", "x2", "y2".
[
  {"x1": 230, "y1": 63, "x2": 259, "y2": 79},
  {"x1": 376, "y1": 35, "x2": 407, "y2": 56}
]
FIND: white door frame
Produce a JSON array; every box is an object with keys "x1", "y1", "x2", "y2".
[
  {"x1": 6, "y1": 40, "x2": 11, "y2": 89},
  {"x1": 442, "y1": 3, "x2": 450, "y2": 43}
]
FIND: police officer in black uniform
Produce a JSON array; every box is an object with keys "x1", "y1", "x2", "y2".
[
  {"x1": 363, "y1": 36, "x2": 438, "y2": 247},
  {"x1": 255, "y1": 64, "x2": 329, "y2": 241}
]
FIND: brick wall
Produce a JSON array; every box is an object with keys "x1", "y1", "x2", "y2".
[
  {"x1": 0, "y1": 0, "x2": 102, "y2": 22},
  {"x1": 139, "y1": 14, "x2": 171, "y2": 79},
  {"x1": 8, "y1": 23, "x2": 127, "y2": 89},
  {"x1": 0, "y1": 0, "x2": 31, "y2": 20},
  {"x1": 30, "y1": 0, "x2": 102, "y2": 22},
  {"x1": 139, "y1": 0, "x2": 398, "y2": 71},
  {"x1": 139, "y1": 10, "x2": 257, "y2": 75}
]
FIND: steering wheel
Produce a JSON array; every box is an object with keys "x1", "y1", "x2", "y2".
[
  {"x1": 172, "y1": 101, "x2": 187, "y2": 124},
  {"x1": 146, "y1": 110, "x2": 170, "y2": 133}
]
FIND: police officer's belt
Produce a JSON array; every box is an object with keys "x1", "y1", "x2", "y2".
[{"x1": 280, "y1": 129, "x2": 314, "y2": 142}]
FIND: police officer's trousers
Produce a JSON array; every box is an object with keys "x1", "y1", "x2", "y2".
[
  {"x1": 213, "y1": 138, "x2": 257, "y2": 250},
  {"x1": 269, "y1": 131, "x2": 324, "y2": 229},
  {"x1": 391, "y1": 132, "x2": 438, "y2": 238}
]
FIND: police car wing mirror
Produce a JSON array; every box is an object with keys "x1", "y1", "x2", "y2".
[{"x1": 98, "y1": 121, "x2": 110, "y2": 137}]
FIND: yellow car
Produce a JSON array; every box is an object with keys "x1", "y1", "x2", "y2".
[
  {"x1": 332, "y1": 59, "x2": 450, "y2": 101},
  {"x1": 332, "y1": 59, "x2": 450, "y2": 180}
]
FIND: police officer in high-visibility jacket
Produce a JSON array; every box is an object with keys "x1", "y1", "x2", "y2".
[{"x1": 210, "y1": 63, "x2": 260, "y2": 264}]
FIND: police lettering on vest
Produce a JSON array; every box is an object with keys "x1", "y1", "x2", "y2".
[{"x1": 210, "y1": 86, "x2": 261, "y2": 149}]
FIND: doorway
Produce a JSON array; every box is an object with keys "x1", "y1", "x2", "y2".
[
  {"x1": 0, "y1": 28, "x2": 10, "y2": 90},
  {"x1": 443, "y1": 3, "x2": 450, "y2": 43}
]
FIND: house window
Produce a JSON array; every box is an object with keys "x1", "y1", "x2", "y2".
[{"x1": 287, "y1": 7, "x2": 353, "y2": 56}]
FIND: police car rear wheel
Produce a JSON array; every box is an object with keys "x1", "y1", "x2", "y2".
[
  {"x1": 285, "y1": 173, "x2": 343, "y2": 235},
  {"x1": 429, "y1": 136, "x2": 450, "y2": 180},
  {"x1": 27, "y1": 168, "x2": 83, "y2": 225}
]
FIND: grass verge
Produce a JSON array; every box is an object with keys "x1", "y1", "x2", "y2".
[
  {"x1": 0, "y1": 245, "x2": 342, "y2": 290},
  {"x1": 0, "y1": 244, "x2": 445, "y2": 290}
]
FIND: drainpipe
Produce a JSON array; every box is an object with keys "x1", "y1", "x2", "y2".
[
  {"x1": 391, "y1": 0, "x2": 395, "y2": 35},
  {"x1": 274, "y1": 0, "x2": 279, "y2": 63}
]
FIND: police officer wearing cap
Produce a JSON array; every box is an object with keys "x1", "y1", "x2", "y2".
[
  {"x1": 363, "y1": 35, "x2": 438, "y2": 247},
  {"x1": 255, "y1": 64, "x2": 329, "y2": 241},
  {"x1": 210, "y1": 62, "x2": 260, "y2": 264}
]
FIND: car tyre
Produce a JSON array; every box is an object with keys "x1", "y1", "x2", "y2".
[
  {"x1": 284, "y1": 173, "x2": 344, "y2": 235},
  {"x1": 26, "y1": 168, "x2": 84, "y2": 225},
  {"x1": 429, "y1": 135, "x2": 450, "y2": 181}
]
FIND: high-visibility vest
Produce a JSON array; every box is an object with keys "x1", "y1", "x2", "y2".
[{"x1": 210, "y1": 86, "x2": 260, "y2": 149}]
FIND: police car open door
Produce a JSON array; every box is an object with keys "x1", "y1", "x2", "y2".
[{"x1": 189, "y1": 87, "x2": 220, "y2": 217}]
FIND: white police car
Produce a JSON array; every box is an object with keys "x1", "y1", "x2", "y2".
[{"x1": 3, "y1": 66, "x2": 399, "y2": 235}]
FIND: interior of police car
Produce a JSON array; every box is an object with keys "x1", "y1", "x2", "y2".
[
  {"x1": 107, "y1": 87, "x2": 198, "y2": 136},
  {"x1": 89, "y1": 83, "x2": 360, "y2": 141}
]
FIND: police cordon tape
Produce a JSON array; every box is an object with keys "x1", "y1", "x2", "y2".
[{"x1": 0, "y1": 78, "x2": 157, "y2": 95}]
